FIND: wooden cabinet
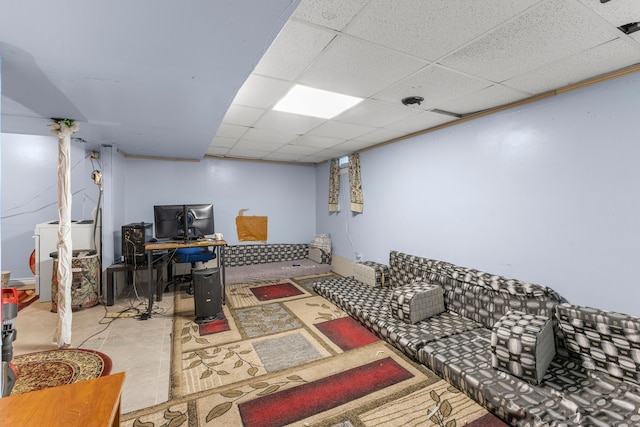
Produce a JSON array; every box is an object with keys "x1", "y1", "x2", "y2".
[{"x1": 0, "y1": 372, "x2": 125, "y2": 426}]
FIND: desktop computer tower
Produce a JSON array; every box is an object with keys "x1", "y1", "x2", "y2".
[
  {"x1": 193, "y1": 268, "x2": 222, "y2": 322},
  {"x1": 122, "y1": 222, "x2": 153, "y2": 266}
]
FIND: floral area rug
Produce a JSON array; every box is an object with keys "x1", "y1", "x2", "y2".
[
  {"x1": 11, "y1": 348, "x2": 112, "y2": 395},
  {"x1": 123, "y1": 273, "x2": 508, "y2": 426},
  {"x1": 17, "y1": 288, "x2": 39, "y2": 311}
]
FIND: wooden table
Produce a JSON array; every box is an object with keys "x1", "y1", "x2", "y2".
[
  {"x1": 0, "y1": 372, "x2": 125, "y2": 426},
  {"x1": 143, "y1": 238, "x2": 227, "y2": 319}
]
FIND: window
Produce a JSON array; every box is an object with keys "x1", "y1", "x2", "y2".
[{"x1": 338, "y1": 155, "x2": 349, "y2": 173}]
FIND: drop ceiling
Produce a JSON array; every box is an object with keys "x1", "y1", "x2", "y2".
[{"x1": 2, "y1": 0, "x2": 640, "y2": 164}]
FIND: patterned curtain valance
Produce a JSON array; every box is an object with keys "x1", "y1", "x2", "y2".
[
  {"x1": 349, "y1": 152, "x2": 363, "y2": 213},
  {"x1": 328, "y1": 158, "x2": 340, "y2": 212}
]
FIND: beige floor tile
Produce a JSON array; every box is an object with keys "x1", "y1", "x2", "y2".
[{"x1": 12, "y1": 291, "x2": 175, "y2": 414}]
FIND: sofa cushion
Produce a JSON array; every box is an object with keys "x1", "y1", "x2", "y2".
[
  {"x1": 308, "y1": 247, "x2": 323, "y2": 264},
  {"x1": 353, "y1": 261, "x2": 389, "y2": 287},
  {"x1": 555, "y1": 303, "x2": 640, "y2": 386},
  {"x1": 491, "y1": 310, "x2": 555, "y2": 385},
  {"x1": 310, "y1": 233, "x2": 331, "y2": 253},
  {"x1": 389, "y1": 281, "x2": 445, "y2": 324},
  {"x1": 387, "y1": 251, "x2": 432, "y2": 288}
]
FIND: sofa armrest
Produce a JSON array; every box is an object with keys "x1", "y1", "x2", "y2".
[{"x1": 353, "y1": 261, "x2": 389, "y2": 287}]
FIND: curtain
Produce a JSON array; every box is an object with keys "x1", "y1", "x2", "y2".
[
  {"x1": 349, "y1": 152, "x2": 363, "y2": 213},
  {"x1": 328, "y1": 158, "x2": 340, "y2": 212}
]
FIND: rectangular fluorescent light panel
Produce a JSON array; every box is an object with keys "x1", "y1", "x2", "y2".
[{"x1": 273, "y1": 84, "x2": 363, "y2": 119}]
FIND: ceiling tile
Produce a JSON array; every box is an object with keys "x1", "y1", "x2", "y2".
[
  {"x1": 206, "y1": 146, "x2": 231, "y2": 156},
  {"x1": 503, "y1": 38, "x2": 640, "y2": 94},
  {"x1": 231, "y1": 75, "x2": 292, "y2": 109},
  {"x1": 263, "y1": 152, "x2": 310, "y2": 162},
  {"x1": 242, "y1": 127, "x2": 298, "y2": 144},
  {"x1": 304, "y1": 147, "x2": 345, "y2": 160},
  {"x1": 290, "y1": 134, "x2": 344, "y2": 149},
  {"x1": 439, "y1": 84, "x2": 532, "y2": 115},
  {"x1": 577, "y1": 0, "x2": 640, "y2": 27},
  {"x1": 440, "y1": 0, "x2": 619, "y2": 82},
  {"x1": 292, "y1": 0, "x2": 369, "y2": 31},
  {"x1": 275, "y1": 144, "x2": 320, "y2": 155},
  {"x1": 385, "y1": 111, "x2": 455, "y2": 133},
  {"x1": 209, "y1": 136, "x2": 238, "y2": 149},
  {"x1": 335, "y1": 99, "x2": 422, "y2": 128},
  {"x1": 374, "y1": 64, "x2": 491, "y2": 109},
  {"x1": 225, "y1": 147, "x2": 273, "y2": 159},
  {"x1": 222, "y1": 105, "x2": 266, "y2": 127},
  {"x1": 308, "y1": 120, "x2": 376, "y2": 139},
  {"x1": 331, "y1": 139, "x2": 383, "y2": 153},
  {"x1": 253, "y1": 20, "x2": 336, "y2": 81},
  {"x1": 233, "y1": 139, "x2": 286, "y2": 151},
  {"x1": 216, "y1": 123, "x2": 248, "y2": 139},
  {"x1": 253, "y1": 110, "x2": 326, "y2": 135},
  {"x1": 298, "y1": 35, "x2": 428, "y2": 97},
  {"x1": 345, "y1": 0, "x2": 543, "y2": 61},
  {"x1": 353, "y1": 127, "x2": 406, "y2": 144}
]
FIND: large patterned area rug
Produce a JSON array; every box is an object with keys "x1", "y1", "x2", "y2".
[
  {"x1": 122, "y1": 273, "x2": 508, "y2": 426},
  {"x1": 11, "y1": 348, "x2": 112, "y2": 395}
]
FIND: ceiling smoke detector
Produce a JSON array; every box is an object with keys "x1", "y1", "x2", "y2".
[{"x1": 401, "y1": 96, "x2": 424, "y2": 106}]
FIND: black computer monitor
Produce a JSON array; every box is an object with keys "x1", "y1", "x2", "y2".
[{"x1": 153, "y1": 204, "x2": 214, "y2": 240}]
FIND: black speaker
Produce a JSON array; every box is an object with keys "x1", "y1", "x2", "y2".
[{"x1": 193, "y1": 268, "x2": 222, "y2": 323}]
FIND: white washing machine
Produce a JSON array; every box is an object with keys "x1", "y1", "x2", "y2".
[{"x1": 33, "y1": 220, "x2": 100, "y2": 302}]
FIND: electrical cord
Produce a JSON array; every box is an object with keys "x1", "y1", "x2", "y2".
[{"x1": 74, "y1": 302, "x2": 146, "y2": 349}]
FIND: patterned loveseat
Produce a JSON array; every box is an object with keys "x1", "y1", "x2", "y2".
[
  {"x1": 313, "y1": 250, "x2": 640, "y2": 426},
  {"x1": 223, "y1": 243, "x2": 331, "y2": 284}
]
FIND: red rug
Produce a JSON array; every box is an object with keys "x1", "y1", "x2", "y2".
[
  {"x1": 250, "y1": 282, "x2": 303, "y2": 301},
  {"x1": 238, "y1": 357, "x2": 413, "y2": 427},
  {"x1": 315, "y1": 316, "x2": 379, "y2": 351},
  {"x1": 467, "y1": 413, "x2": 511, "y2": 426},
  {"x1": 17, "y1": 289, "x2": 39, "y2": 311},
  {"x1": 198, "y1": 317, "x2": 230, "y2": 336}
]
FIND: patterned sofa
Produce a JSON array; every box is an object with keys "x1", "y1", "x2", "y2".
[
  {"x1": 313, "y1": 250, "x2": 640, "y2": 426},
  {"x1": 223, "y1": 243, "x2": 331, "y2": 284}
]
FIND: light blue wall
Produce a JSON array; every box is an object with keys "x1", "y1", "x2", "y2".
[
  {"x1": 0, "y1": 133, "x2": 97, "y2": 280},
  {"x1": 0, "y1": 138, "x2": 317, "y2": 281},
  {"x1": 316, "y1": 70, "x2": 640, "y2": 317},
  {"x1": 115, "y1": 157, "x2": 316, "y2": 248}
]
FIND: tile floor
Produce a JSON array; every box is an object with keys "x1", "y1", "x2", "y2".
[{"x1": 12, "y1": 282, "x2": 175, "y2": 414}]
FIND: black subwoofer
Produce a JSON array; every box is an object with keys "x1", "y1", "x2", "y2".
[{"x1": 192, "y1": 268, "x2": 222, "y2": 323}]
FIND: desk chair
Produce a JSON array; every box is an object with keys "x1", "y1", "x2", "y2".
[{"x1": 174, "y1": 247, "x2": 215, "y2": 294}]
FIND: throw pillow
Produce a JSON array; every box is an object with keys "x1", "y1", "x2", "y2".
[
  {"x1": 310, "y1": 233, "x2": 331, "y2": 253},
  {"x1": 389, "y1": 281, "x2": 445, "y2": 324},
  {"x1": 308, "y1": 247, "x2": 324, "y2": 264},
  {"x1": 491, "y1": 310, "x2": 556, "y2": 385}
]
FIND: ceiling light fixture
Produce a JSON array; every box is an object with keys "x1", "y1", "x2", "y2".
[{"x1": 273, "y1": 84, "x2": 363, "y2": 119}]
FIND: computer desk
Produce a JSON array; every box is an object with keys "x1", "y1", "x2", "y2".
[{"x1": 143, "y1": 238, "x2": 227, "y2": 320}]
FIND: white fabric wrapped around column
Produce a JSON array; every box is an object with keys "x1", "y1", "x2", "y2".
[{"x1": 50, "y1": 119, "x2": 79, "y2": 347}]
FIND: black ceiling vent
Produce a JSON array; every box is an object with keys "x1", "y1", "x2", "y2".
[
  {"x1": 618, "y1": 22, "x2": 640, "y2": 35},
  {"x1": 401, "y1": 96, "x2": 424, "y2": 106}
]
